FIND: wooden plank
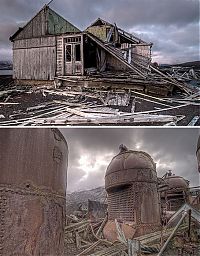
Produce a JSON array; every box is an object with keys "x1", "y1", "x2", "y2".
[
  {"x1": 13, "y1": 43, "x2": 56, "y2": 80},
  {"x1": 15, "y1": 7, "x2": 46, "y2": 40},
  {"x1": 188, "y1": 116, "x2": 199, "y2": 126},
  {"x1": 128, "y1": 239, "x2": 140, "y2": 256},
  {"x1": 86, "y1": 33, "x2": 146, "y2": 79}
]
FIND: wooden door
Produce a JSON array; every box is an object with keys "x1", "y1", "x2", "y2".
[{"x1": 64, "y1": 36, "x2": 82, "y2": 75}]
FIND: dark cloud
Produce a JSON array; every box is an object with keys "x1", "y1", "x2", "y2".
[
  {"x1": 103, "y1": 0, "x2": 198, "y2": 28},
  {"x1": 0, "y1": 0, "x2": 199, "y2": 63},
  {"x1": 60, "y1": 128, "x2": 200, "y2": 192}
]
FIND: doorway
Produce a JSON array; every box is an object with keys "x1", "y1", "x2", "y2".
[{"x1": 64, "y1": 36, "x2": 83, "y2": 75}]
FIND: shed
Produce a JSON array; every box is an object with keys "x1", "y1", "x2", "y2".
[
  {"x1": 10, "y1": 6, "x2": 153, "y2": 87},
  {"x1": 10, "y1": 5, "x2": 81, "y2": 83}
]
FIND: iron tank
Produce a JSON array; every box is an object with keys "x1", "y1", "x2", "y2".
[
  {"x1": 103, "y1": 145, "x2": 161, "y2": 241},
  {"x1": 0, "y1": 128, "x2": 68, "y2": 256},
  {"x1": 197, "y1": 135, "x2": 200, "y2": 173},
  {"x1": 160, "y1": 171, "x2": 189, "y2": 212}
]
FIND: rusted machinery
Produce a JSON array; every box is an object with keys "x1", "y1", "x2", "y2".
[
  {"x1": 160, "y1": 171, "x2": 189, "y2": 212},
  {"x1": 103, "y1": 145, "x2": 161, "y2": 241},
  {"x1": 197, "y1": 135, "x2": 200, "y2": 173},
  {"x1": 0, "y1": 128, "x2": 68, "y2": 256}
]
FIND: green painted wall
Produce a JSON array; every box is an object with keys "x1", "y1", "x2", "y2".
[{"x1": 48, "y1": 8, "x2": 80, "y2": 34}]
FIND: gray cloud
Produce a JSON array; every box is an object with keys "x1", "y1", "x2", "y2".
[
  {"x1": 61, "y1": 128, "x2": 200, "y2": 192},
  {"x1": 0, "y1": 0, "x2": 199, "y2": 63}
]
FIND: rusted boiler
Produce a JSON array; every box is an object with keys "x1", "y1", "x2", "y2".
[
  {"x1": 103, "y1": 145, "x2": 161, "y2": 241},
  {"x1": 197, "y1": 135, "x2": 200, "y2": 173},
  {"x1": 0, "y1": 128, "x2": 68, "y2": 256},
  {"x1": 160, "y1": 172, "x2": 189, "y2": 212}
]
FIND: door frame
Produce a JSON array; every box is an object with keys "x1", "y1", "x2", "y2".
[{"x1": 62, "y1": 34, "x2": 84, "y2": 76}]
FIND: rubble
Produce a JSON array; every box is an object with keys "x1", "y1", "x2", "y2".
[
  {"x1": 64, "y1": 208, "x2": 200, "y2": 255},
  {"x1": 1, "y1": 4, "x2": 198, "y2": 127},
  {"x1": 0, "y1": 75, "x2": 199, "y2": 126}
]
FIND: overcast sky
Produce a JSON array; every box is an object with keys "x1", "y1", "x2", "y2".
[
  {"x1": 60, "y1": 128, "x2": 200, "y2": 192},
  {"x1": 0, "y1": 0, "x2": 199, "y2": 63}
]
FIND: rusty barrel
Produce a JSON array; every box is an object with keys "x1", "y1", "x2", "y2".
[
  {"x1": 0, "y1": 128, "x2": 68, "y2": 256},
  {"x1": 197, "y1": 135, "x2": 200, "y2": 173}
]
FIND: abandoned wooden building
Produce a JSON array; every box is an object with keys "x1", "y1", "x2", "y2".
[
  {"x1": 10, "y1": 5, "x2": 192, "y2": 96},
  {"x1": 10, "y1": 5, "x2": 81, "y2": 83},
  {"x1": 10, "y1": 6, "x2": 152, "y2": 82}
]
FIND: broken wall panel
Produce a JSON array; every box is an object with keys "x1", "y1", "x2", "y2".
[
  {"x1": 106, "y1": 52, "x2": 130, "y2": 71},
  {"x1": 86, "y1": 25, "x2": 111, "y2": 42}
]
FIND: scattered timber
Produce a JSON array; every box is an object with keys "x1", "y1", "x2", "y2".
[{"x1": 0, "y1": 76, "x2": 199, "y2": 126}]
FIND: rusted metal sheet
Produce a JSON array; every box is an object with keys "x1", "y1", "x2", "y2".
[
  {"x1": 197, "y1": 135, "x2": 200, "y2": 173},
  {"x1": 160, "y1": 173, "x2": 189, "y2": 212},
  {"x1": 0, "y1": 128, "x2": 68, "y2": 256},
  {"x1": 104, "y1": 146, "x2": 161, "y2": 240}
]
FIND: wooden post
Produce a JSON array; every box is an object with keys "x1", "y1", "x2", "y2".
[
  {"x1": 81, "y1": 34, "x2": 84, "y2": 75},
  {"x1": 157, "y1": 210, "x2": 188, "y2": 256},
  {"x1": 128, "y1": 239, "x2": 141, "y2": 256},
  {"x1": 188, "y1": 209, "x2": 192, "y2": 240}
]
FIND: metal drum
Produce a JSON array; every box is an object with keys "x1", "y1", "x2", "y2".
[
  {"x1": 0, "y1": 128, "x2": 68, "y2": 256},
  {"x1": 197, "y1": 135, "x2": 200, "y2": 173},
  {"x1": 161, "y1": 175, "x2": 189, "y2": 212},
  {"x1": 104, "y1": 146, "x2": 161, "y2": 240}
]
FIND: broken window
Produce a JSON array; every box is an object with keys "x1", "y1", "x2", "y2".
[
  {"x1": 65, "y1": 45, "x2": 72, "y2": 62},
  {"x1": 75, "y1": 44, "x2": 81, "y2": 61},
  {"x1": 65, "y1": 36, "x2": 81, "y2": 43}
]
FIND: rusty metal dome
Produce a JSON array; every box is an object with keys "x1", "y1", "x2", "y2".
[
  {"x1": 197, "y1": 135, "x2": 200, "y2": 173},
  {"x1": 104, "y1": 146, "x2": 161, "y2": 239},
  {"x1": 164, "y1": 176, "x2": 189, "y2": 191},
  {"x1": 105, "y1": 148, "x2": 157, "y2": 190}
]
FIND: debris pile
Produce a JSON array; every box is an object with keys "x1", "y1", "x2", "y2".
[
  {"x1": 0, "y1": 76, "x2": 199, "y2": 126},
  {"x1": 64, "y1": 204, "x2": 200, "y2": 256}
]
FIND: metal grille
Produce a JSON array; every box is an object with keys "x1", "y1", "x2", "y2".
[{"x1": 108, "y1": 185, "x2": 135, "y2": 222}]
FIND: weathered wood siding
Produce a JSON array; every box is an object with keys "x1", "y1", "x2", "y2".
[
  {"x1": 56, "y1": 36, "x2": 64, "y2": 76},
  {"x1": 48, "y1": 8, "x2": 80, "y2": 35},
  {"x1": 15, "y1": 8, "x2": 47, "y2": 40},
  {"x1": 86, "y1": 25, "x2": 111, "y2": 42},
  {"x1": 14, "y1": 6, "x2": 80, "y2": 41},
  {"x1": 106, "y1": 53, "x2": 129, "y2": 71},
  {"x1": 13, "y1": 37, "x2": 56, "y2": 80}
]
